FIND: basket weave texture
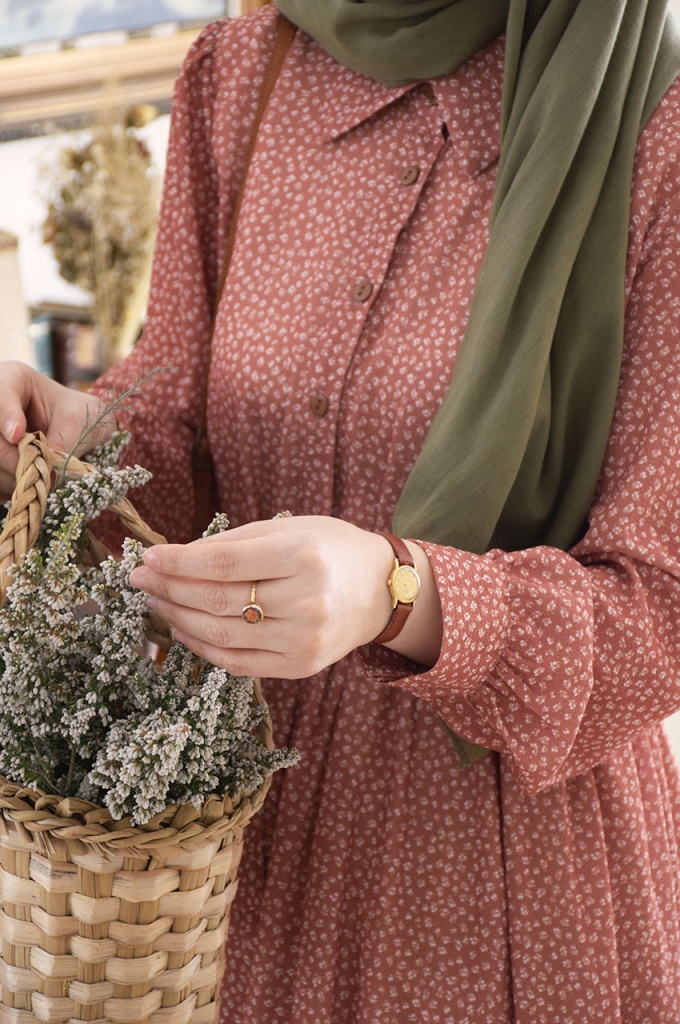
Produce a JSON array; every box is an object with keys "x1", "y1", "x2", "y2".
[{"x1": 0, "y1": 433, "x2": 273, "y2": 1024}]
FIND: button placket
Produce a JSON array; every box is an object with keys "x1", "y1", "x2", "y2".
[
  {"x1": 309, "y1": 392, "x2": 329, "y2": 418},
  {"x1": 352, "y1": 278, "x2": 374, "y2": 304},
  {"x1": 346, "y1": 97, "x2": 442, "y2": 327},
  {"x1": 399, "y1": 165, "x2": 421, "y2": 187}
]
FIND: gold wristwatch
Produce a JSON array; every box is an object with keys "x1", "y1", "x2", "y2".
[{"x1": 372, "y1": 533, "x2": 421, "y2": 644}]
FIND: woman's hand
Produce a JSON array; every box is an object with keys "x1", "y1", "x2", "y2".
[
  {"x1": 0, "y1": 361, "x2": 114, "y2": 500},
  {"x1": 129, "y1": 515, "x2": 444, "y2": 678}
]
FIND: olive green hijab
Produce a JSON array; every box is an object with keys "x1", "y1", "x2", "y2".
[{"x1": 275, "y1": 0, "x2": 680, "y2": 765}]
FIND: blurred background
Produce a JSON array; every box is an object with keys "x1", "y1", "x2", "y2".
[
  {"x1": 0, "y1": 0, "x2": 678, "y2": 759},
  {"x1": 0, "y1": 0, "x2": 265, "y2": 379}
]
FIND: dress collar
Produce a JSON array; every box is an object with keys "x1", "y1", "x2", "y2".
[{"x1": 307, "y1": 33, "x2": 504, "y2": 177}]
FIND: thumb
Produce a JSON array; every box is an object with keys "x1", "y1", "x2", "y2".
[
  {"x1": 1, "y1": 406, "x2": 27, "y2": 445},
  {"x1": 0, "y1": 362, "x2": 35, "y2": 444}
]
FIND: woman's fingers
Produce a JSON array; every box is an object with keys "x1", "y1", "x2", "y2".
[
  {"x1": 143, "y1": 529, "x2": 304, "y2": 583},
  {"x1": 0, "y1": 363, "x2": 31, "y2": 496},
  {"x1": 132, "y1": 515, "x2": 394, "y2": 678},
  {"x1": 0, "y1": 363, "x2": 31, "y2": 445},
  {"x1": 0, "y1": 362, "x2": 115, "y2": 502},
  {"x1": 145, "y1": 593, "x2": 288, "y2": 652},
  {"x1": 169, "y1": 631, "x2": 295, "y2": 680},
  {"x1": 130, "y1": 565, "x2": 233, "y2": 613},
  {"x1": 146, "y1": 586, "x2": 327, "y2": 679},
  {"x1": 134, "y1": 568, "x2": 288, "y2": 619}
]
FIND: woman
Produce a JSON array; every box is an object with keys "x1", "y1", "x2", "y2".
[{"x1": 1, "y1": 1, "x2": 680, "y2": 1020}]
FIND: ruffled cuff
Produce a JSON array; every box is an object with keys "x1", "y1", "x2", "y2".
[{"x1": 359, "y1": 542, "x2": 595, "y2": 793}]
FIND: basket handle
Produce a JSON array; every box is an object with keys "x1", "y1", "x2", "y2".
[{"x1": 0, "y1": 433, "x2": 169, "y2": 647}]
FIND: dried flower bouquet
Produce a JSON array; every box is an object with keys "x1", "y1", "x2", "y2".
[{"x1": 0, "y1": 431, "x2": 298, "y2": 827}]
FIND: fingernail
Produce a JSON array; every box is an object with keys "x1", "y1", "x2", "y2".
[
  {"x1": 144, "y1": 550, "x2": 160, "y2": 570},
  {"x1": 129, "y1": 568, "x2": 149, "y2": 589},
  {"x1": 3, "y1": 419, "x2": 19, "y2": 443},
  {"x1": 172, "y1": 629, "x2": 187, "y2": 645},
  {"x1": 146, "y1": 595, "x2": 159, "y2": 611}
]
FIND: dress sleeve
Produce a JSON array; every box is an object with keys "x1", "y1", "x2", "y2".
[
  {"x1": 90, "y1": 10, "x2": 283, "y2": 545},
  {"x1": 360, "y1": 166, "x2": 680, "y2": 796},
  {"x1": 89, "y1": 23, "x2": 226, "y2": 544}
]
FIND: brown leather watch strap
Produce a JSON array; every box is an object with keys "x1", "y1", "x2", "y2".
[
  {"x1": 372, "y1": 533, "x2": 418, "y2": 645},
  {"x1": 380, "y1": 533, "x2": 414, "y2": 569},
  {"x1": 373, "y1": 601, "x2": 412, "y2": 646}
]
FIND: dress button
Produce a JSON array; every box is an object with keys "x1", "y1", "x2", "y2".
[
  {"x1": 352, "y1": 278, "x2": 373, "y2": 303},
  {"x1": 399, "y1": 165, "x2": 421, "y2": 186},
  {"x1": 309, "y1": 392, "x2": 329, "y2": 417}
]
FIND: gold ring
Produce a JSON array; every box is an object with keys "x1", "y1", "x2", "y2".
[
  {"x1": 241, "y1": 583, "x2": 264, "y2": 624},
  {"x1": 273, "y1": 510, "x2": 293, "y2": 519}
]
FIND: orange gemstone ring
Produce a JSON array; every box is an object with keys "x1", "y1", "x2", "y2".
[{"x1": 241, "y1": 583, "x2": 264, "y2": 624}]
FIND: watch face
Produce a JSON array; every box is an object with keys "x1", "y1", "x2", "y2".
[{"x1": 392, "y1": 564, "x2": 420, "y2": 604}]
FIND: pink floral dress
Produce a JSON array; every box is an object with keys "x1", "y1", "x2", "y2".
[{"x1": 96, "y1": 8, "x2": 680, "y2": 1022}]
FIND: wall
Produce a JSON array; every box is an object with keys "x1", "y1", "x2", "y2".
[{"x1": 0, "y1": 231, "x2": 32, "y2": 364}]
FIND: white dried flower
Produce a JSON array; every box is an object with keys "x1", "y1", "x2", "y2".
[{"x1": 0, "y1": 439, "x2": 298, "y2": 822}]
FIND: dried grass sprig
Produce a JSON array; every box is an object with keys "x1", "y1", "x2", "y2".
[
  {"x1": 0, "y1": 433, "x2": 298, "y2": 825},
  {"x1": 42, "y1": 95, "x2": 160, "y2": 368}
]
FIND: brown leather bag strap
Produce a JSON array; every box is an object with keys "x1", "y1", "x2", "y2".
[
  {"x1": 192, "y1": 13, "x2": 296, "y2": 538},
  {"x1": 211, "y1": 14, "x2": 297, "y2": 321}
]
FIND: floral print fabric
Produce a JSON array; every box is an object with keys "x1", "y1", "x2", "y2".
[{"x1": 94, "y1": 8, "x2": 680, "y2": 1021}]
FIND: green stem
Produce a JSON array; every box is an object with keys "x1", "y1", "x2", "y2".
[
  {"x1": 59, "y1": 367, "x2": 168, "y2": 483},
  {"x1": 64, "y1": 743, "x2": 78, "y2": 797}
]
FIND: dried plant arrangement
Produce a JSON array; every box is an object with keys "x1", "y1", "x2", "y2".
[
  {"x1": 42, "y1": 100, "x2": 160, "y2": 368},
  {"x1": 0, "y1": 430, "x2": 298, "y2": 827},
  {"x1": 0, "y1": 409, "x2": 299, "y2": 1022}
]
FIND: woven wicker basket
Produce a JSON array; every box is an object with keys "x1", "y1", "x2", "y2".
[{"x1": 0, "y1": 433, "x2": 273, "y2": 1024}]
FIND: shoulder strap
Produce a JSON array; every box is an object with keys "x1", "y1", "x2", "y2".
[
  {"x1": 212, "y1": 13, "x2": 297, "y2": 320},
  {"x1": 192, "y1": 14, "x2": 296, "y2": 538}
]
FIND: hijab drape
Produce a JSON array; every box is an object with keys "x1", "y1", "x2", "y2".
[{"x1": 275, "y1": 0, "x2": 680, "y2": 764}]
